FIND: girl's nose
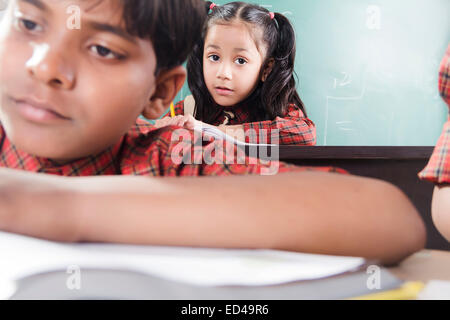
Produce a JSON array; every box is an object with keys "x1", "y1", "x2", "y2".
[
  {"x1": 26, "y1": 42, "x2": 75, "y2": 90},
  {"x1": 216, "y1": 62, "x2": 232, "y2": 81}
]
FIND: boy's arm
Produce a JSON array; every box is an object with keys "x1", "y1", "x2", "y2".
[{"x1": 0, "y1": 168, "x2": 425, "y2": 265}]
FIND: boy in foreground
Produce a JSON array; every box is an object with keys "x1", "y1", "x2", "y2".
[{"x1": 0, "y1": 0, "x2": 425, "y2": 265}]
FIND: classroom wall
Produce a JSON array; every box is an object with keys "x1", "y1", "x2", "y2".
[{"x1": 174, "y1": 0, "x2": 450, "y2": 146}]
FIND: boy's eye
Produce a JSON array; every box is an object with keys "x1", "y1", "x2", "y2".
[
  {"x1": 18, "y1": 18, "x2": 43, "y2": 32},
  {"x1": 89, "y1": 45, "x2": 125, "y2": 60},
  {"x1": 208, "y1": 55, "x2": 220, "y2": 62},
  {"x1": 235, "y1": 58, "x2": 247, "y2": 65}
]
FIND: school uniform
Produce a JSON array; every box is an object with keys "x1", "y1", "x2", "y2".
[
  {"x1": 418, "y1": 45, "x2": 450, "y2": 185},
  {"x1": 168, "y1": 96, "x2": 316, "y2": 145},
  {"x1": 0, "y1": 119, "x2": 345, "y2": 177}
]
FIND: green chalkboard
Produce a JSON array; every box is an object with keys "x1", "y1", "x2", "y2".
[{"x1": 174, "y1": 0, "x2": 450, "y2": 146}]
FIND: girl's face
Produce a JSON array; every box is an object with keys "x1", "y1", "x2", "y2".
[
  {"x1": 203, "y1": 21, "x2": 266, "y2": 107},
  {"x1": 0, "y1": 0, "x2": 160, "y2": 161}
]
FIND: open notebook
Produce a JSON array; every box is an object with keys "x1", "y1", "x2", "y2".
[
  {"x1": 179, "y1": 95, "x2": 275, "y2": 148},
  {"x1": 2, "y1": 232, "x2": 413, "y2": 300},
  {"x1": 195, "y1": 124, "x2": 275, "y2": 148},
  {"x1": 0, "y1": 231, "x2": 369, "y2": 298}
]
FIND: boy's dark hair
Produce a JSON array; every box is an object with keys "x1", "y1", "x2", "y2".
[
  {"x1": 120, "y1": 0, "x2": 206, "y2": 74},
  {"x1": 187, "y1": 1, "x2": 307, "y2": 123}
]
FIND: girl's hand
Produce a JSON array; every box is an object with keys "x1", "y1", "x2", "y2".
[
  {"x1": 154, "y1": 115, "x2": 184, "y2": 129},
  {"x1": 154, "y1": 115, "x2": 204, "y2": 131}
]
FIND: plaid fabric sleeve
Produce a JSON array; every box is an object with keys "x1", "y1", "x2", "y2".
[
  {"x1": 242, "y1": 104, "x2": 316, "y2": 145},
  {"x1": 162, "y1": 100, "x2": 185, "y2": 118},
  {"x1": 418, "y1": 44, "x2": 450, "y2": 184},
  {"x1": 153, "y1": 126, "x2": 347, "y2": 177}
]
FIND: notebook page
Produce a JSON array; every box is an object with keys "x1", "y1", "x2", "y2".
[{"x1": 0, "y1": 231, "x2": 365, "y2": 288}]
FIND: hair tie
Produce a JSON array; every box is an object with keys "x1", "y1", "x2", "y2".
[
  {"x1": 210, "y1": 3, "x2": 217, "y2": 11},
  {"x1": 269, "y1": 12, "x2": 275, "y2": 20}
]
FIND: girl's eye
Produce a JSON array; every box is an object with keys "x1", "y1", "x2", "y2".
[
  {"x1": 235, "y1": 58, "x2": 247, "y2": 65},
  {"x1": 90, "y1": 45, "x2": 125, "y2": 60},
  {"x1": 208, "y1": 55, "x2": 220, "y2": 62}
]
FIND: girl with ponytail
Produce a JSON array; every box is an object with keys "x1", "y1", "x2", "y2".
[{"x1": 155, "y1": 1, "x2": 316, "y2": 145}]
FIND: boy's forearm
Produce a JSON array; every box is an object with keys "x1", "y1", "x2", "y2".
[
  {"x1": 0, "y1": 169, "x2": 425, "y2": 265},
  {"x1": 65, "y1": 172, "x2": 425, "y2": 265}
]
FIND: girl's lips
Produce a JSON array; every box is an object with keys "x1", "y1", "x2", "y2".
[{"x1": 215, "y1": 87, "x2": 234, "y2": 96}]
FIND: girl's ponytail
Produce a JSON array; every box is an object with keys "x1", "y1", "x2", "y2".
[
  {"x1": 261, "y1": 12, "x2": 306, "y2": 118},
  {"x1": 205, "y1": 1, "x2": 214, "y2": 14},
  {"x1": 186, "y1": 1, "x2": 220, "y2": 122}
]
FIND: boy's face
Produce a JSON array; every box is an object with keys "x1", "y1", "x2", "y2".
[
  {"x1": 0, "y1": 0, "x2": 161, "y2": 161},
  {"x1": 203, "y1": 22, "x2": 266, "y2": 107}
]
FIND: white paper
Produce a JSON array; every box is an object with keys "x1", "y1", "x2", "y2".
[
  {"x1": 0, "y1": 231, "x2": 365, "y2": 290},
  {"x1": 198, "y1": 124, "x2": 275, "y2": 147}
]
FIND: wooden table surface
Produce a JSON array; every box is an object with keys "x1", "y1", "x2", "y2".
[{"x1": 388, "y1": 249, "x2": 450, "y2": 282}]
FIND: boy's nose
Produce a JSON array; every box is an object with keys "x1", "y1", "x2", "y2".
[
  {"x1": 26, "y1": 42, "x2": 75, "y2": 90},
  {"x1": 216, "y1": 62, "x2": 232, "y2": 81}
]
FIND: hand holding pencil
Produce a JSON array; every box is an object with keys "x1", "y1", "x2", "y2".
[{"x1": 154, "y1": 102, "x2": 199, "y2": 130}]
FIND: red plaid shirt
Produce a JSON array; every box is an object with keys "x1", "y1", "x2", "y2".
[
  {"x1": 167, "y1": 99, "x2": 316, "y2": 145},
  {"x1": 0, "y1": 118, "x2": 345, "y2": 177},
  {"x1": 418, "y1": 44, "x2": 450, "y2": 184}
]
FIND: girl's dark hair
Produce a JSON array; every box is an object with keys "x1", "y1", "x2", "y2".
[
  {"x1": 187, "y1": 1, "x2": 307, "y2": 123},
  {"x1": 120, "y1": 0, "x2": 206, "y2": 74}
]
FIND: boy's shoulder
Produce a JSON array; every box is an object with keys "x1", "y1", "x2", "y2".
[
  {"x1": 119, "y1": 118, "x2": 190, "y2": 173},
  {"x1": 129, "y1": 117, "x2": 159, "y2": 136},
  {"x1": 123, "y1": 118, "x2": 175, "y2": 151}
]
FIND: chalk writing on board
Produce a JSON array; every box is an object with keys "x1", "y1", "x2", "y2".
[
  {"x1": 334, "y1": 121, "x2": 355, "y2": 132},
  {"x1": 324, "y1": 77, "x2": 366, "y2": 145},
  {"x1": 366, "y1": 5, "x2": 381, "y2": 30},
  {"x1": 334, "y1": 72, "x2": 352, "y2": 89}
]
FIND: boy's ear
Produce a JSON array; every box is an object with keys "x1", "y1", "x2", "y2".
[
  {"x1": 142, "y1": 66, "x2": 186, "y2": 119},
  {"x1": 261, "y1": 58, "x2": 275, "y2": 82}
]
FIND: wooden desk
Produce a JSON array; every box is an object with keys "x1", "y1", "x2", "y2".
[{"x1": 388, "y1": 250, "x2": 450, "y2": 282}]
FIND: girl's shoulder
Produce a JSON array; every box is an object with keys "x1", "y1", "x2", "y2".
[{"x1": 285, "y1": 103, "x2": 306, "y2": 117}]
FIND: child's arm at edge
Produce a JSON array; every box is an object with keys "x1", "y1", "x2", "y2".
[
  {"x1": 431, "y1": 184, "x2": 450, "y2": 242},
  {"x1": 0, "y1": 169, "x2": 426, "y2": 266}
]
